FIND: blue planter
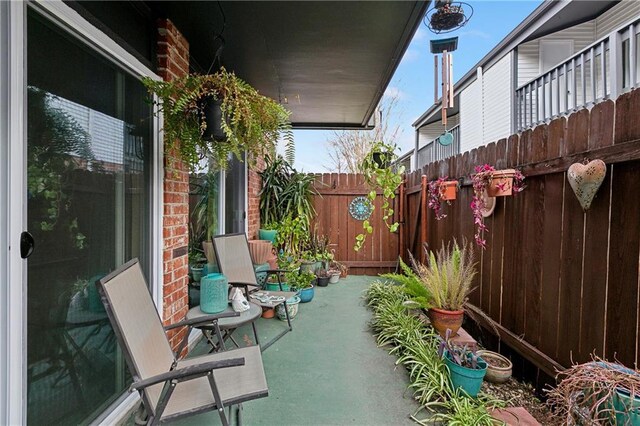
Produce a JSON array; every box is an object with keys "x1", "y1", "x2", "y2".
[
  {"x1": 258, "y1": 229, "x2": 277, "y2": 243},
  {"x1": 297, "y1": 285, "x2": 315, "y2": 303},
  {"x1": 265, "y1": 282, "x2": 290, "y2": 292},
  {"x1": 200, "y1": 273, "x2": 229, "y2": 314},
  {"x1": 444, "y1": 352, "x2": 487, "y2": 397}
]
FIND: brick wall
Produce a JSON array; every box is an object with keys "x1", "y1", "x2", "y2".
[
  {"x1": 157, "y1": 19, "x2": 190, "y2": 354},
  {"x1": 247, "y1": 156, "x2": 265, "y2": 240}
]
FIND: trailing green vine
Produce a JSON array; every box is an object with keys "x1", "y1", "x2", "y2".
[
  {"x1": 364, "y1": 281, "x2": 506, "y2": 424},
  {"x1": 355, "y1": 141, "x2": 404, "y2": 251},
  {"x1": 143, "y1": 68, "x2": 294, "y2": 171}
]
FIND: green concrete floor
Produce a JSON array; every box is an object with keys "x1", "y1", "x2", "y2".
[{"x1": 175, "y1": 275, "x2": 420, "y2": 425}]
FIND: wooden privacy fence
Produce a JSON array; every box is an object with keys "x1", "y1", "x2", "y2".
[
  {"x1": 310, "y1": 173, "x2": 399, "y2": 275},
  {"x1": 403, "y1": 88, "x2": 640, "y2": 377}
]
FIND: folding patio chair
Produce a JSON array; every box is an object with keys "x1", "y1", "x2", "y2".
[
  {"x1": 213, "y1": 233, "x2": 296, "y2": 351},
  {"x1": 97, "y1": 259, "x2": 268, "y2": 426}
]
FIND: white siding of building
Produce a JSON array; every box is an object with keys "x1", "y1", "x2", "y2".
[
  {"x1": 596, "y1": 0, "x2": 640, "y2": 39},
  {"x1": 483, "y1": 52, "x2": 513, "y2": 144},
  {"x1": 517, "y1": 21, "x2": 596, "y2": 87},
  {"x1": 459, "y1": 72, "x2": 483, "y2": 153},
  {"x1": 418, "y1": 114, "x2": 460, "y2": 144}
]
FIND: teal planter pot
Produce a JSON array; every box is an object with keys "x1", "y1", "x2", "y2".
[
  {"x1": 258, "y1": 229, "x2": 277, "y2": 243},
  {"x1": 265, "y1": 282, "x2": 290, "y2": 292},
  {"x1": 297, "y1": 285, "x2": 315, "y2": 303},
  {"x1": 613, "y1": 388, "x2": 640, "y2": 425},
  {"x1": 200, "y1": 273, "x2": 229, "y2": 314},
  {"x1": 276, "y1": 296, "x2": 300, "y2": 321},
  {"x1": 444, "y1": 352, "x2": 487, "y2": 397}
]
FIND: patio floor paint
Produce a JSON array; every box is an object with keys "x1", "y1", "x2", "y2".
[{"x1": 170, "y1": 275, "x2": 420, "y2": 425}]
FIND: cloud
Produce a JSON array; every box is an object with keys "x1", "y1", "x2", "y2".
[
  {"x1": 384, "y1": 86, "x2": 408, "y2": 101},
  {"x1": 459, "y1": 29, "x2": 492, "y2": 40}
]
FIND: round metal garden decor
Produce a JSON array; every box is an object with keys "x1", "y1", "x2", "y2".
[{"x1": 349, "y1": 196, "x2": 373, "y2": 221}]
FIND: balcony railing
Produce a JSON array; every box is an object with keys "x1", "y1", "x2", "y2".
[
  {"x1": 516, "y1": 17, "x2": 640, "y2": 132},
  {"x1": 417, "y1": 125, "x2": 460, "y2": 167}
]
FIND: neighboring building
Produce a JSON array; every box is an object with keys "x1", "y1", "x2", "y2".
[
  {"x1": 411, "y1": 0, "x2": 640, "y2": 171},
  {"x1": 0, "y1": 1, "x2": 427, "y2": 424}
]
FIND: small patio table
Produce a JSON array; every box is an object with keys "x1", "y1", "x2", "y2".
[{"x1": 187, "y1": 302, "x2": 262, "y2": 352}]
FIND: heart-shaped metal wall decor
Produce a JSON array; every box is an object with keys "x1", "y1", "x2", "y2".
[{"x1": 567, "y1": 159, "x2": 606, "y2": 211}]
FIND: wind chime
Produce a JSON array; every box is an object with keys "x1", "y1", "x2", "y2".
[{"x1": 431, "y1": 37, "x2": 458, "y2": 145}]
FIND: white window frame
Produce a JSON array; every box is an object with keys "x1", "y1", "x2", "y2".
[{"x1": 2, "y1": 1, "x2": 165, "y2": 423}]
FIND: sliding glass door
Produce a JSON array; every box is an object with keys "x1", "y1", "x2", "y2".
[{"x1": 26, "y1": 9, "x2": 152, "y2": 424}]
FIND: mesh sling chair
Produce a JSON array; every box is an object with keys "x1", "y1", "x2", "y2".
[
  {"x1": 97, "y1": 259, "x2": 268, "y2": 425},
  {"x1": 213, "y1": 233, "x2": 295, "y2": 351}
]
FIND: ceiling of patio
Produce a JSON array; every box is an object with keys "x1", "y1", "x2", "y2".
[{"x1": 152, "y1": 1, "x2": 429, "y2": 129}]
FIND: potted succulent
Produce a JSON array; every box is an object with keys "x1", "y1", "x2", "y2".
[
  {"x1": 316, "y1": 269, "x2": 330, "y2": 287},
  {"x1": 476, "y1": 350, "x2": 512, "y2": 383},
  {"x1": 427, "y1": 176, "x2": 458, "y2": 220},
  {"x1": 286, "y1": 270, "x2": 316, "y2": 303},
  {"x1": 356, "y1": 141, "x2": 404, "y2": 251},
  {"x1": 438, "y1": 329, "x2": 487, "y2": 397},
  {"x1": 471, "y1": 164, "x2": 525, "y2": 248},
  {"x1": 143, "y1": 68, "x2": 294, "y2": 171}
]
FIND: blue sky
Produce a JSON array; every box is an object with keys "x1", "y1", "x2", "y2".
[{"x1": 290, "y1": 0, "x2": 542, "y2": 172}]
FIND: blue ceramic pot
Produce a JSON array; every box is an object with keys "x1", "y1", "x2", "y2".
[{"x1": 297, "y1": 285, "x2": 315, "y2": 303}]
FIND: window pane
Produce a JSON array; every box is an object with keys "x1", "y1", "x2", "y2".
[{"x1": 27, "y1": 10, "x2": 151, "y2": 424}]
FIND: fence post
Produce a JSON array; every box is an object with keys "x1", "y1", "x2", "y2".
[
  {"x1": 399, "y1": 176, "x2": 406, "y2": 263},
  {"x1": 420, "y1": 175, "x2": 428, "y2": 263}
]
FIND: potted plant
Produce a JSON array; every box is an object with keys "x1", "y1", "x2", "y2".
[
  {"x1": 316, "y1": 269, "x2": 330, "y2": 287},
  {"x1": 546, "y1": 357, "x2": 640, "y2": 425},
  {"x1": 188, "y1": 248, "x2": 207, "y2": 283},
  {"x1": 411, "y1": 240, "x2": 476, "y2": 337},
  {"x1": 476, "y1": 350, "x2": 512, "y2": 383},
  {"x1": 438, "y1": 329, "x2": 487, "y2": 398},
  {"x1": 276, "y1": 295, "x2": 301, "y2": 321},
  {"x1": 427, "y1": 176, "x2": 458, "y2": 220},
  {"x1": 356, "y1": 141, "x2": 404, "y2": 251},
  {"x1": 264, "y1": 274, "x2": 290, "y2": 292},
  {"x1": 471, "y1": 164, "x2": 525, "y2": 248},
  {"x1": 286, "y1": 270, "x2": 316, "y2": 303},
  {"x1": 331, "y1": 260, "x2": 349, "y2": 279},
  {"x1": 259, "y1": 155, "x2": 316, "y2": 247},
  {"x1": 328, "y1": 267, "x2": 341, "y2": 284},
  {"x1": 143, "y1": 68, "x2": 294, "y2": 171}
]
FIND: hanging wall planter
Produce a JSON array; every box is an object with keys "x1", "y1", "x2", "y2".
[
  {"x1": 471, "y1": 165, "x2": 525, "y2": 248},
  {"x1": 439, "y1": 180, "x2": 458, "y2": 200},
  {"x1": 427, "y1": 177, "x2": 458, "y2": 220}
]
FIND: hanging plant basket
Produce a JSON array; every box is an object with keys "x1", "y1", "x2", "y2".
[
  {"x1": 200, "y1": 97, "x2": 226, "y2": 142},
  {"x1": 372, "y1": 151, "x2": 391, "y2": 169},
  {"x1": 424, "y1": 1, "x2": 474, "y2": 34}
]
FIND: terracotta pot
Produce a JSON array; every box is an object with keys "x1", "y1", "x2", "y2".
[
  {"x1": 486, "y1": 169, "x2": 516, "y2": 197},
  {"x1": 439, "y1": 180, "x2": 458, "y2": 201},
  {"x1": 428, "y1": 307, "x2": 464, "y2": 337},
  {"x1": 248, "y1": 240, "x2": 273, "y2": 264},
  {"x1": 477, "y1": 350, "x2": 512, "y2": 383},
  {"x1": 261, "y1": 307, "x2": 275, "y2": 319}
]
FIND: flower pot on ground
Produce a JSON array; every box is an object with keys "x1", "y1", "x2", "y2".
[
  {"x1": 190, "y1": 266, "x2": 204, "y2": 283},
  {"x1": 428, "y1": 307, "x2": 465, "y2": 337},
  {"x1": 276, "y1": 295, "x2": 301, "y2": 321},
  {"x1": 286, "y1": 270, "x2": 316, "y2": 303},
  {"x1": 248, "y1": 239, "x2": 273, "y2": 264},
  {"x1": 439, "y1": 330, "x2": 487, "y2": 398},
  {"x1": 264, "y1": 281, "x2": 290, "y2": 292},
  {"x1": 316, "y1": 269, "x2": 330, "y2": 287},
  {"x1": 476, "y1": 350, "x2": 512, "y2": 383},
  {"x1": 299, "y1": 259, "x2": 315, "y2": 273},
  {"x1": 547, "y1": 358, "x2": 640, "y2": 425},
  {"x1": 258, "y1": 229, "x2": 278, "y2": 244},
  {"x1": 261, "y1": 307, "x2": 275, "y2": 319},
  {"x1": 328, "y1": 269, "x2": 340, "y2": 284}
]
